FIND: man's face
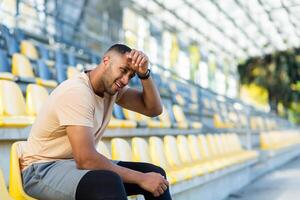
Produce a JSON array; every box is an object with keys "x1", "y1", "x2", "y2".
[{"x1": 102, "y1": 53, "x2": 135, "y2": 95}]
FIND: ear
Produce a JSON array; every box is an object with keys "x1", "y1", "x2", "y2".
[{"x1": 102, "y1": 55, "x2": 110, "y2": 66}]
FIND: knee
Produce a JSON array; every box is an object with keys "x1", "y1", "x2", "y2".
[
  {"x1": 100, "y1": 170, "x2": 123, "y2": 185},
  {"x1": 148, "y1": 164, "x2": 167, "y2": 178}
]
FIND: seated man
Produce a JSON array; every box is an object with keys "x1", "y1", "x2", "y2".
[{"x1": 20, "y1": 44, "x2": 171, "y2": 200}]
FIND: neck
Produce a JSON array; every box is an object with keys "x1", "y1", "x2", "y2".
[{"x1": 88, "y1": 66, "x2": 105, "y2": 97}]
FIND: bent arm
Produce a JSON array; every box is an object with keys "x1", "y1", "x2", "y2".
[
  {"x1": 116, "y1": 76, "x2": 162, "y2": 117},
  {"x1": 67, "y1": 125, "x2": 145, "y2": 184}
]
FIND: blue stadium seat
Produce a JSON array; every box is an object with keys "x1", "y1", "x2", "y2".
[
  {"x1": 0, "y1": 49, "x2": 10, "y2": 72},
  {"x1": 0, "y1": 50, "x2": 15, "y2": 80},
  {"x1": 55, "y1": 62, "x2": 67, "y2": 83},
  {"x1": 6, "y1": 35, "x2": 19, "y2": 56},
  {"x1": 14, "y1": 28, "x2": 25, "y2": 42},
  {"x1": 0, "y1": 24, "x2": 10, "y2": 40},
  {"x1": 91, "y1": 53, "x2": 100, "y2": 64},
  {"x1": 37, "y1": 44, "x2": 49, "y2": 60},
  {"x1": 67, "y1": 51, "x2": 76, "y2": 66},
  {"x1": 113, "y1": 104, "x2": 126, "y2": 120}
]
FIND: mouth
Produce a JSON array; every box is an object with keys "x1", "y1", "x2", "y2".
[{"x1": 115, "y1": 82, "x2": 123, "y2": 90}]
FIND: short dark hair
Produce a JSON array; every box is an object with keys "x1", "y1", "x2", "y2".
[{"x1": 105, "y1": 44, "x2": 132, "y2": 54}]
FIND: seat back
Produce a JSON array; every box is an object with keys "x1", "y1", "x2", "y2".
[
  {"x1": 12, "y1": 53, "x2": 35, "y2": 78},
  {"x1": 148, "y1": 136, "x2": 169, "y2": 169},
  {"x1": 111, "y1": 138, "x2": 133, "y2": 161},
  {"x1": 176, "y1": 135, "x2": 194, "y2": 164},
  {"x1": 187, "y1": 134, "x2": 203, "y2": 161},
  {"x1": 0, "y1": 49, "x2": 10, "y2": 72},
  {"x1": 0, "y1": 80, "x2": 27, "y2": 116},
  {"x1": 123, "y1": 108, "x2": 138, "y2": 121},
  {"x1": 206, "y1": 134, "x2": 219, "y2": 157},
  {"x1": 172, "y1": 105, "x2": 187, "y2": 124},
  {"x1": 25, "y1": 84, "x2": 49, "y2": 116},
  {"x1": 37, "y1": 59, "x2": 52, "y2": 80},
  {"x1": 96, "y1": 140, "x2": 112, "y2": 159},
  {"x1": 9, "y1": 142, "x2": 37, "y2": 200},
  {"x1": 131, "y1": 137, "x2": 151, "y2": 162},
  {"x1": 0, "y1": 168, "x2": 13, "y2": 200},
  {"x1": 20, "y1": 40, "x2": 38, "y2": 60},
  {"x1": 164, "y1": 135, "x2": 183, "y2": 167},
  {"x1": 197, "y1": 135, "x2": 211, "y2": 159},
  {"x1": 158, "y1": 106, "x2": 171, "y2": 125},
  {"x1": 113, "y1": 104, "x2": 126, "y2": 120}
]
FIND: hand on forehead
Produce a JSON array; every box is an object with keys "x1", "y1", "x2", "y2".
[{"x1": 126, "y1": 49, "x2": 148, "y2": 72}]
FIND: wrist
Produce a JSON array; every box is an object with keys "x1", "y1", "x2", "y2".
[{"x1": 137, "y1": 69, "x2": 151, "y2": 80}]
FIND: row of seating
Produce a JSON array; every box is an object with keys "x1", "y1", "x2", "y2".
[
  {"x1": 4, "y1": 133, "x2": 256, "y2": 199},
  {"x1": 0, "y1": 80, "x2": 202, "y2": 129},
  {"x1": 260, "y1": 130, "x2": 300, "y2": 150}
]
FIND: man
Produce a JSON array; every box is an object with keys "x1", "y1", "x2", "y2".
[{"x1": 20, "y1": 44, "x2": 172, "y2": 200}]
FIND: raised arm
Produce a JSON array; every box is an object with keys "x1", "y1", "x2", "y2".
[{"x1": 116, "y1": 50, "x2": 162, "y2": 117}]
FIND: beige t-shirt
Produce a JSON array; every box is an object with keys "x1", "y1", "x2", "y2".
[{"x1": 20, "y1": 72, "x2": 128, "y2": 170}]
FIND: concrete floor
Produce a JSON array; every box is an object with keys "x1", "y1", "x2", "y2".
[{"x1": 226, "y1": 156, "x2": 300, "y2": 200}]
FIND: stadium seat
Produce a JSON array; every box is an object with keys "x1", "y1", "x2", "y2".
[
  {"x1": 37, "y1": 44, "x2": 55, "y2": 67},
  {"x1": 157, "y1": 106, "x2": 172, "y2": 128},
  {"x1": 111, "y1": 138, "x2": 133, "y2": 161},
  {"x1": 213, "y1": 114, "x2": 234, "y2": 129},
  {"x1": 11, "y1": 53, "x2": 36, "y2": 83},
  {"x1": 36, "y1": 59, "x2": 57, "y2": 87},
  {"x1": 96, "y1": 140, "x2": 112, "y2": 158},
  {"x1": 172, "y1": 104, "x2": 202, "y2": 129},
  {"x1": 164, "y1": 135, "x2": 205, "y2": 177},
  {"x1": 20, "y1": 40, "x2": 39, "y2": 60},
  {"x1": 148, "y1": 136, "x2": 188, "y2": 184},
  {"x1": 112, "y1": 105, "x2": 137, "y2": 128},
  {"x1": 107, "y1": 116, "x2": 126, "y2": 128},
  {"x1": 0, "y1": 168, "x2": 13, "y2": 200},
  {"x1": 25, "y1": 84, "x2": 49, "y2": 116},
  {"x1": 176, "y1": 135, "x2": 208, "y2": 172},
  {"x1": 0, "y1": 49, "x2": 16, "y2": 80},
  {"x1": 9, "y1": 142, "x2": 37, "y2": 200},
  {"x1": 0, "y1": 80, "x2": 35, "y2": 127},
  {"x1": 6, "y1": 35, "x2": 20, "y2": 56},
  {"x1": 55, "y1": 62, "x2": 67, "y2": 83},
  {"x1": 187, "y1": 135, "x2": 217, "y2": 172}
]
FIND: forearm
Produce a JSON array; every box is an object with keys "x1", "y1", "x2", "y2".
[
  {"x1": 78, "y1": 152, "x2": 144, "y2": 184},
  {"x1": 141, "y1": 76, "x2": 162, "y2": 116}
]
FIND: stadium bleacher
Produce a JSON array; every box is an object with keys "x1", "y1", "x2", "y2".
[{"x1": 0, "y1": 20, "x2": 299, "y2": 200}]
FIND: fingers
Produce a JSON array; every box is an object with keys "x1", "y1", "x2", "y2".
[{"x1": 128, "y1": 49, "x2": 148, "y2": 69}]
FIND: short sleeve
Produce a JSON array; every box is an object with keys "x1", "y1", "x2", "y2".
[
  {"x1": 55, "y1": 87, "x2": 94, "y2": 127},
  {"x1": 116, "y1": 85, "x2": 129, "y2": 102}
]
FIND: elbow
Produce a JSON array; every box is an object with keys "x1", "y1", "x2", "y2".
[
  {"x1": 148, "y1": 104, "x2": 163, "y2": 117},
  {"x1": 74, "y1": 155, "x2": 95, "y2": 170}
]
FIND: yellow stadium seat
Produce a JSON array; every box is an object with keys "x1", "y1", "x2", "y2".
[
  {"x1": 96, "y1": 140, "x2": 112, "y2": 159},
  {"x1": 25, "y1": 84, "x2": 49, "y2": 116},
  {"x1": 187, "y1": 135, "x2": 216, "y2": 172},
  {"x1": 149, "y1": 136, "x2": 188, "y2": 184},
  {"x1": 176, "y1": 135, "x2": 208, "y2": 173},
  {"x1": 35, "y1": 78, "x2": 58, "y2": 88},
  {"x1": 157, "y1": 106, "x2": 172, "y2": 128},
  {"x1": 172, "y1": 105, "x2": 202, "y2": 129},
  {"x1": 164, "y1": 135, "x2": 205, "y2": 177},
  {"x1": 0, "y1": 168, "x2": 13, "y2": 200},
  {"x1": 111, "y1": 138, "x2": 133, "y2": 161},
  {"x1": 0, "y1": 80, "x2": 35, "y2": 127},
  {"x1": 108, "y1": 115, "x2": 137, "y2": 128},
  {"x1": 197, "y1": 135, "x2": 224, "y2": 170},
  {"x1": 0, "y1": 72, "x2": 17, "y2": 81},
  {"x1": 9, "y1": 142, "x2": 37, "y2": 200},
  {"x1": 213, "y1": 114, "x2": 234, "y2": 129},
  {"x1": 107, "y1": 116, "x2": 125, "y2": 128},
  {"x1": 206, "y1": 134, "x2": 231, "y2": 167},
  {"x1": 12, "y1": 53, "x2": 35, "y2": 78},
  {"x1": 20, "y1": 40, "x2": 39, "y2": 60},
  {"x1": 131, "y1": 137, "x2": 152, "y2": 163},
  {"x1": 123, "y1": 108, "x2": 166, "y2": 128}
]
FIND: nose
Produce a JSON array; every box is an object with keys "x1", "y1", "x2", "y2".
[{"x1": 120, "y1": 74, "x2": 130, "y2": 85}]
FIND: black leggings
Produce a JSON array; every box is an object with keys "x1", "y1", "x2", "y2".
[{"x1": 75, "y1": 161, "x2": 172, "y2": 200}]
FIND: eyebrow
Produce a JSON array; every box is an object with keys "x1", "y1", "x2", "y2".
[{"x1": 123, "y1": 66, "x2": 136, "y2": 77}]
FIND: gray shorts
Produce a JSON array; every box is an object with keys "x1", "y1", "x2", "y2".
[{"x1": 22, "y1": 159, "x2": 119, "y2": 200}]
